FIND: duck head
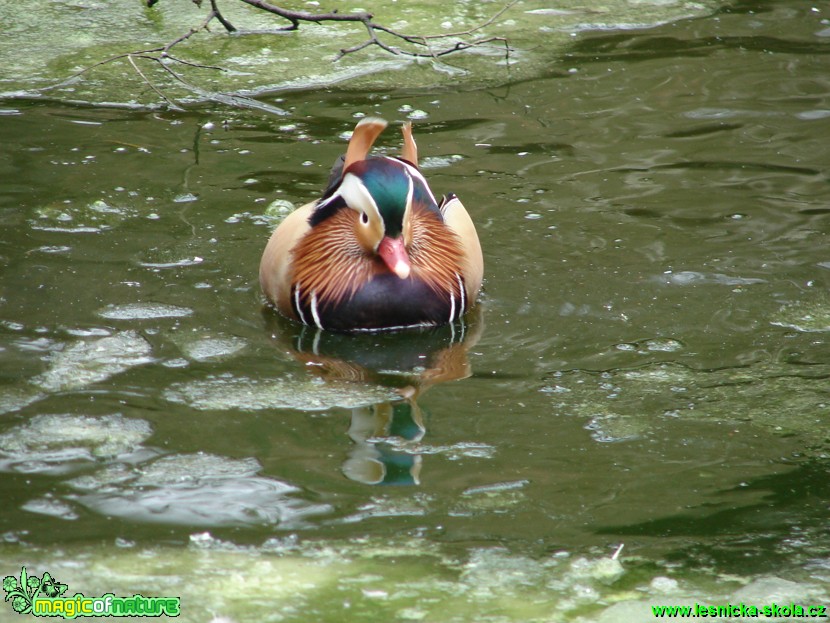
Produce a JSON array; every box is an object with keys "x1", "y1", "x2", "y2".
[
  {"x1": 339, "y1": 157, "x2": 435, "y2": 280},
  {"x1": 314, "y1": 118, "x2": 439, "y2": 281}
]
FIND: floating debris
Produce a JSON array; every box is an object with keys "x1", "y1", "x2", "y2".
[
  {"x1": 171, "y1": 332, "x2": 247, "y2": 362},
  {"x1": 69, "y1": 452, "x2": 331, "y2": 528},
  {"x1": 97, "y1": 303, "x2": 193, "y2": 320},
  {"x1": 164, "y1": 375, "x2": 400, "y2": 411},
  {"x1": 0, "y1": 413, "x2": 153, "y2": 473},
  {"x1": 31, "y1": 331, "x2": 154, "y2": 393},
  {"x1": 771, "y1": 296, "x2": 830, "y2": 332}
]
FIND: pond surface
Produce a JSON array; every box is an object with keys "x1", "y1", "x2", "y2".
[{"x1": 2, "y1": 1, "x2": 830, "y2": 621}]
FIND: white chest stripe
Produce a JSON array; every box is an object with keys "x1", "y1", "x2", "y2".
[
  {"x1": 309, "y1": 290, "x2": 324, "y2": 330},
  {"x1": 456, "y1": 273, "x2": 466, "y2": 316},
  {"x1": 294, "y1": 285, "x2": 308, "y2": 326}
]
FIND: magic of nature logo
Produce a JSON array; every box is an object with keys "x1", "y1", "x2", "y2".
[{"x1": 3, "y1": 566, "x2": 180, "y2": 618}]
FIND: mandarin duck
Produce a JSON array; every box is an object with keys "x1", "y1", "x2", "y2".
[{"x1": 259, "y1": 117, "x2": 483, "y2": 332}]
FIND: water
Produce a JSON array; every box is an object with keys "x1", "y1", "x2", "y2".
[{"x1": 2, "y1": 1, "x2": 830, "y2": 621}]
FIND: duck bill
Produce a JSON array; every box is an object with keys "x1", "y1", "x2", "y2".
[{"x1": 377, "y1": 236, "x2": 411, "y2": 280}]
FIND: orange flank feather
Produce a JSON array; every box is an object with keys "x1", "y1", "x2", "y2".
[{"x1": 407, "y1": 208, "x2": 465, "y2": 298}]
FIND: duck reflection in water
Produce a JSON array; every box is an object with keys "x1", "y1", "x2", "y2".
[{"x1": 264, "y1": 307, "x2": 483, "y2": 485}]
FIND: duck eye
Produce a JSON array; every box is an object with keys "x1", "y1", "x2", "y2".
[{"x1": 360, "y1": 211, "x2": 369, "y2": 225}]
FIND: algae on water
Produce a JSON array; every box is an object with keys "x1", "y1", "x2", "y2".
[
  {"x1": 0, "y1": 536, "x2": 826, "y2": 623},
  {"x1": 0, "y1": 0, "x2": 722, "y2": 107}
]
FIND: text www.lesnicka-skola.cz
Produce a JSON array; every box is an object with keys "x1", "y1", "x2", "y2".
[{"x1": 652, "y1": 603, "x2": 828, "y2": 618}]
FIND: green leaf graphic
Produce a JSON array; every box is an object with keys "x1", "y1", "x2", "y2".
[{"x1": 40, "y1": 573, "x2": 67, "y2": 598}]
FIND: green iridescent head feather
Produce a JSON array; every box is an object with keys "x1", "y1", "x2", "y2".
[{"x1": 349, "y1": 158, "x2": 412, "y2": 237}]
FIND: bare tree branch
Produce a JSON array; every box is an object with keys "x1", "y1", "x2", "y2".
[
  {"x1": 147, "y1": 0, "x2": 514, "y2": 59},
  {"x1": 43, "y1": 1, "x2": 515, "y2": 110},
  {"x1": 209, "y1": 0, "x2": 237, "y2": 32},
  {"x1": 127, "y1": 54, "x2": 186, "y2": 111},
  {"x1": 234, "y1": 0, "x2": 373, "y2": 31}
]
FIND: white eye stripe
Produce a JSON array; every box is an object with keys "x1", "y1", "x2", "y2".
[
  {"x1": 339, "y1": 172, "x2": 382, "y2": 222},
  {"x1": 404, "y1": 168, "x2": 414, "y2": 213}
]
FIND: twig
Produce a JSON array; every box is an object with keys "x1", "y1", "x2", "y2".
[
  {"x1": 373, "y1": 0, "x2": 517, "y2": 44},
  {"x1": 148, "y1": 56, "x2": 288, "y2": 115},
  {"x1": 209, "y1": 0, "x2": 237, "y2": 32},
  {"x1": 232, "y1": 0, "x2": 513, "y2": 60},
  {"x1": 127, "y1": 54, "x2": 185, "y2": 111},
  {"x1": 162, "y1": 8, "x2": 221, "y2": 56},
  {"x1": 236, "y1": 0, "x2": 373, "y2": 30},
  {"x1": 334, "y1": 1, "x2": 515, "y2": 60}
]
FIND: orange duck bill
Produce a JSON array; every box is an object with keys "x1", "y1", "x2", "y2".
[{"x1": 377, "y1": 236, "x2": 411, "y2": 280}]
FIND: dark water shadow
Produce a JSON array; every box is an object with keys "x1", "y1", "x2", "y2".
[{"x1": 595, "y1": 458, "x2": 830, "y2": 575}]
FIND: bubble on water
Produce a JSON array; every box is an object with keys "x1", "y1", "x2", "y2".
[
  {"x1": 173, "y1": 193, "x2": 198, "y2": 203},
  {"x1": 261, "y1": 199, "x2": 297, "y2": 226},
  {"x1": 30, "y1": 199, "x2": 139, "y2": 233},
  {"x1": 419, "y1": 154, "x2": 463, "y2": 169}
]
